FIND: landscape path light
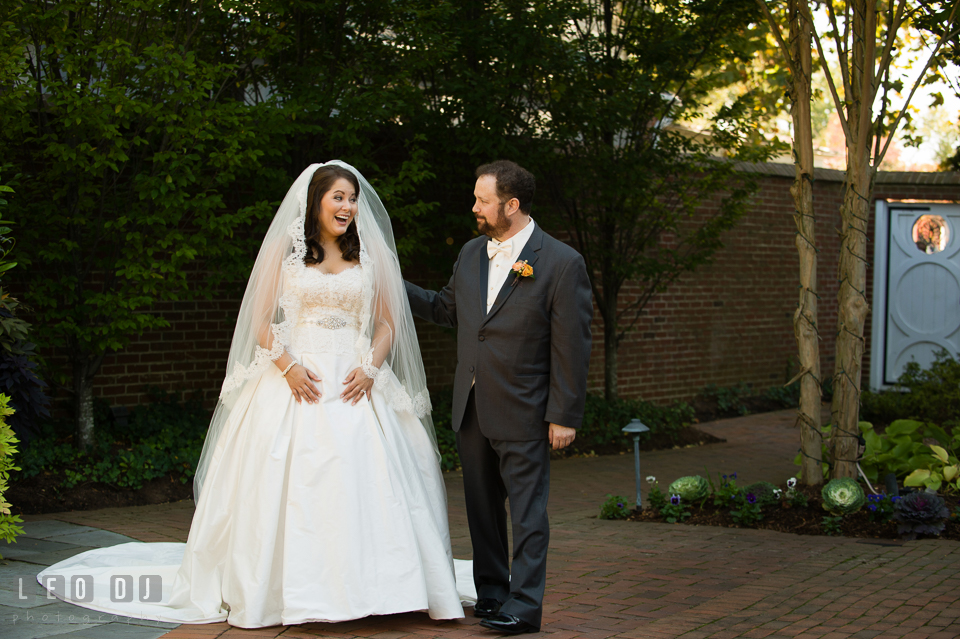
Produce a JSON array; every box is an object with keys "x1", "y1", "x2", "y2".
[{"x1": 622, "y1": 418, "x2": 650, "y2": 510}]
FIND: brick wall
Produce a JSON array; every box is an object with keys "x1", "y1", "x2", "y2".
[{"x1": 42, "y1": 164, "x2": 960, "y2": 411}]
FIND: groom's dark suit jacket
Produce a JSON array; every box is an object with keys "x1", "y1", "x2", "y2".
[{"x1": 405, "y1": 224, "x2": 593, "y2": 440}]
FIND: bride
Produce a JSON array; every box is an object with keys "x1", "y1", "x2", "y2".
[{"x1": 38, "y1": 161, "x2": 474, "y2": 627}]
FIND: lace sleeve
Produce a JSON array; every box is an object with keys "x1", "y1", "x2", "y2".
[{"x1": 361, "y1": 348, "x2": 390, "y2": 389}]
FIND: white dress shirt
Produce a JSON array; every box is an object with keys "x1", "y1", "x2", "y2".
[{"x1": 486, "y1": 218, "x2": 536, "y2": 314}]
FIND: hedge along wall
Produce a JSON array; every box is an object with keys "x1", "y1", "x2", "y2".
[{"x1": 41, "y1": 164, "x2": 960, "y2": 411}]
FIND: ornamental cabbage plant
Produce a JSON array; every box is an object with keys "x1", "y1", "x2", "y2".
[
  {"x1": 667, "y1": 475, "x2": 709, "y2": 502},
  {"x1": 893, "y1": 491, "x2": 950, "y2": 540},
  {"x1": 821, "y1": 477, "x2": 866, "y2": 515}
]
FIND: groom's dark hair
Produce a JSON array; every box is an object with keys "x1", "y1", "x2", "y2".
[{"x1": 476, "y1": 160, "x2": 535, "y2": 214}]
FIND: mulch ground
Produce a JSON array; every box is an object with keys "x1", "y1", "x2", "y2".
[
  {"x1": 630, "y1": 483, "x2": 960, "y2": 542},
  {"x1": 554, "y1": 424, "x2": 725, "y2": 459},
  {"x1": 8, "y1": 472, "x2": 194, "y2": 515}
]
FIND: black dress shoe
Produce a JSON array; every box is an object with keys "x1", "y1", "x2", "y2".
[
  {"x1": 479, "y1": 612, "x2": 539, "y2": 634},
  {"x1": 473, "y1": 598, "x2": 503, "y2": 618}
]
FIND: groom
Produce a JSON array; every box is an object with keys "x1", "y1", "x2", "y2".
[{"x1": 405, "y1": 160, "x2": 592, "y2": 634}]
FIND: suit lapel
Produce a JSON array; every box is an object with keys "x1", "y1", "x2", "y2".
[
  {"x1": 481, "y1": 226, "x2": 543, "y2": 326},
  {"x1": 477, "y1": 238, "x2": 490, "y2": 316}
]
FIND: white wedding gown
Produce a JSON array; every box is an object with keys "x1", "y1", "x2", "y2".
[{"x1": 38, "y1": 265, "x2": 474, "y2": 627}]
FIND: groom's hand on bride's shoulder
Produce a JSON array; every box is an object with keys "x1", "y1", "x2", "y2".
[{"x1": 548, "y1": 423, "x2": 576, "y2": 450}]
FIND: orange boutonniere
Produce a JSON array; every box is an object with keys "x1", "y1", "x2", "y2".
[{"x1": 510, "y1": 260, "x2": 535, "y2": 286}]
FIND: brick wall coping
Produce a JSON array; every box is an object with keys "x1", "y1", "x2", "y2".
[{"x1": 734, "y1": 160, "x2": 960, "y2": 186}]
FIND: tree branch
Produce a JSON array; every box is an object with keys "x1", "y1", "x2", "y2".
[
  {"x1": 755, "y1": 0, "x2": 800, "y2": 79},
  {"x1": 875, "y1": 7, "x2": 960, "y2": 165},
  {"x1": 805, "y1": 4, "x2": 853, "y2": 141}
]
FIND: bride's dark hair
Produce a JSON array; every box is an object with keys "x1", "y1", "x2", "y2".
[{"x1": 304, "y1": 165, "x2": 361, "y2": 265}]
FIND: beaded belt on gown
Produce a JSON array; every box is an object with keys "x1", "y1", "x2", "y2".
[{"x1": 298, "y1": 316, "x2": 357, "y2": 330}]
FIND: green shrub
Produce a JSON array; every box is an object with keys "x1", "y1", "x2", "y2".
[
  {"x1": 865, "y1": 493, "x2": 897, "y2": 523},
  {"x1": 903, "y1": 442, "x2": 960, "y2": 494},
  {"x1": 0, "y1": 393, "x2": 23, "y2": 556},
  {"x1": 708, "y1": 471, "x2": 740, "y2": 507},
  {"x1": 730, "y1": 491, "x2": 763, "y2": 525},
  {"x1": 428, "y1": 388, "x2": 696, "y2": 472},
  {"x1": 579, "y1": 393, "x2": 695, "y2": 448},
  {"x1": 16, "y1": 391, "x2": 208, "y2": 490},
  {"x1": 430, "y1": 388, "x2": 459, "y2": 471},
  {"x1": 821, "y1": 477, "x2": 866, "y2": 516},
  {"x1": 860, "y1": 389, "x2": 911, "y2": 428},
  {"x1": 598, "y1": 494, "x2": 632, "y2": 520},
  {"x1": 0, "y1": 192, "x2": 50, "y2": 440},
  {"x1": 821, "y1": 515, "x2": 843, "y2": 536},
  {"x1": 859, "y1": 419, "x2": 958, "y2": 485},
  {"x1": 760, "y1": 382, "x2": 800, "y2": 409},
  {"x1": 786, "y1": 488, "x2": 808, "y2": 509},
  {"x1": 759, "y1": 377, "x2": 834, "y2": 408},
  {"x1": 646, "y1": 478, "x2": 668, "y2": 510},
  {"x1": 659, "y1": 493, "x2": 691, "y2": 523},
  {"x1": 742, "y1": 481, "x2": 780, "y2": 508},
  {"x1": 861, "y1": 350, "x2": 960, "y2": 430},
  {"x1": 698, "y1": 383, "x2": 751, "y2": 416}
]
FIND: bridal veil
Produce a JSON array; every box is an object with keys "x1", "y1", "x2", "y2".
[{"x1": 194, "y1": 161, "x2": 437, "y2": 500}]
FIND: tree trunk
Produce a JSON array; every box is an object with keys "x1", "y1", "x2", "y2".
[
  {"x1": 830, "y1": 1, "x2": 875, "y2": 480},
  {"x1": 74, "y1": 359, "x2": 96, "y2": 450},
  {"x1": 603, "y1": 314, "x2": 618, "y2": 403},
  {"x1": 830, "y1": 155, "x2": 873, "y2": 478},
  {"x1": 788, "y1": 0, "x2": 823, "y2": 486}
]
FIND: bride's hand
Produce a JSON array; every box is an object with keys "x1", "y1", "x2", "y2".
[
  {"x1": 286, "y1": 365, "x2": 322, "y2": 404},
  {"x1": 342, "y1": 368, "x2": 374, "y2": 405}
]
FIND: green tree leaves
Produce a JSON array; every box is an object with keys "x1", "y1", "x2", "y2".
[{"x1": 0, "y1": 0, "x2": 286, "y2": 445}]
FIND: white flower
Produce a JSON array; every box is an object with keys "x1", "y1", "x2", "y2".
[
  {"x1": 773, "y1": 489, "x2": 783, "y2": 497},
  {"x1": 646, "y1": 475, "x2": 656, "y2": 483},
  {"x1": 787, "y1": 477, "x2": 797, "y2": 488}
]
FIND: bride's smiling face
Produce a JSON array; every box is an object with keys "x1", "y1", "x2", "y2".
[{"x1": 317, "y1": 178, "x2": 358, "y2": 243}]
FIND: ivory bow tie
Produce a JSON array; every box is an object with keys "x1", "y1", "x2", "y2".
[{"x1": 487, "y1": 239, "x2": 512, "y2": 260}]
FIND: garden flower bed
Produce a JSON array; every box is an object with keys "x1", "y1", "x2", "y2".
[{"x1": 612, "y1": 475, "x2": 960, "y2": 541}]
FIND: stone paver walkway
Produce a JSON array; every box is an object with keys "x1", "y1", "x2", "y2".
[{"x1": 4, "y1": 408, "x2": 960, "y2": 639}]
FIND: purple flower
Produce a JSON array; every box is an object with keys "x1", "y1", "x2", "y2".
[
  {"x1": 616, "y1": 502, "x2": 624, "y2": 509},
  {"x1": 891, "y1": 495, "x2": 900, "y2": 502},
  {"x1": 746, "y1": 493, "x2": 757, "y2": 504},
  {"x1": 731, "y1": 472, "x2": 738, "y2": 479},
  {"x1": 670, "y1": 494, "x2": 681, "y2": 506},
  {"x1": 868, "y1": 504, "x2": 877, "y2": 511},
  {"x1": 723, "y1": 474, "x2": 728, "y2": 480}
]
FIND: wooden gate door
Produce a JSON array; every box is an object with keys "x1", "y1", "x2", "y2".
[{"x1": 870, "y1": 201, "x2": 960, "y2": 390}]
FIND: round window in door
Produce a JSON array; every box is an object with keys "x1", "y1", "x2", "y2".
[{"x1": 912, "y1": 214, "x2": 949, "y2": 254}]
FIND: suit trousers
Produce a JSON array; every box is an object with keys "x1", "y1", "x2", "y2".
[{"x1": 456, "y1": 388, "x2": 551, "y2": 627}]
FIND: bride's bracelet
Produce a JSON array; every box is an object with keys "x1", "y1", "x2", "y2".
[{"x1": 280, "y1": 360, "x2": 298, "y2": 377}]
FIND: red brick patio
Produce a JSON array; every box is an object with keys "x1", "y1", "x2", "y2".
[{"x1": 26, "y1": 409, "x2": 960, "y2": 639}]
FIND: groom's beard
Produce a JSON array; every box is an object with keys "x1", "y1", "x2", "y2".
[{"x1": 476, "y1": 202, "x2": 511, "y2": 238}]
